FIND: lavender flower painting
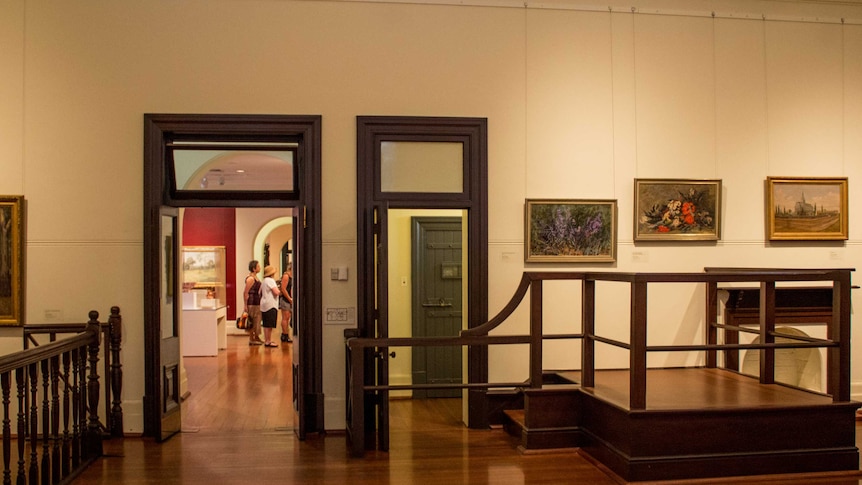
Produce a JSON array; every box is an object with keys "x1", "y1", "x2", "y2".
[{"x1": 525, "y1": 199, "x2": 617, "y2": 263}]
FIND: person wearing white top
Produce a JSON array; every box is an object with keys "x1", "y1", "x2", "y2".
[{"x1": 260, "y1": 265, "x2": 281, "y2": 347}]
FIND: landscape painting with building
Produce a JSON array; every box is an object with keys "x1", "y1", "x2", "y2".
[{"x1": 766, "y1": 177, "x2": 848, "y2": 241}]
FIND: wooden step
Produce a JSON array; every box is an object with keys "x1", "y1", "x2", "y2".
[
  {"x1": 503, "y1": 409, "x2": 525, "y2": 426},
  {"x1": 507, "y1": 368, "x2": 860, "y2": 482},
  {"x1": 502, "y1": 409, "x2": 525, "y2": 439},
  {"x1": 502, "y1": 389, "x2": 584, "y2": 451}
]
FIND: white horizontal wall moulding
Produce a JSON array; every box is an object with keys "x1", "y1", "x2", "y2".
[{"x1": 327, "y1": 0, "x2": 862, "y2": 25}]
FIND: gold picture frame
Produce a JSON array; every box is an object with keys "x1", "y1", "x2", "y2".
[
  {"x1": 0, "y1": 196, "x2": 24, "y2": 326},
  {"x1": 525, "y1": 199, "x2": 617, "y2": 263},
  {"x1": 766, "y1": 177, "x2": 848, "y2": 241},
  {"x1": 181, "y1": 246, "x2": 227, "y2": 304},
  {"x1": 181, "y1": 246, "x2": 226, "y2": 286},
  {"x1": 634, "y1": 179, "x2": 722, "y2": 242}
]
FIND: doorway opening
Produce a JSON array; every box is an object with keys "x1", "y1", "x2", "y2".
[
  {"x1": 143, "y1": 114, "x2": 322, "y2": 441},
  {"x1": 356, "y1": 116, "x2": 488, "y2": 451},
  {"x1": 179, "y1": 207, "x2": 297, "y2": 431},
  {"x1": 387, "y1": 211, "x2": 465, "y2": 405}
]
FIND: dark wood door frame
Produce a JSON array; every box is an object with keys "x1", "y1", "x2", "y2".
[
  {"x1": 143, "y1": 114, "x2": 323, "y2": 439},
  {"x1": 356, "y1": 116, "x2": 489, "y2": 428}
]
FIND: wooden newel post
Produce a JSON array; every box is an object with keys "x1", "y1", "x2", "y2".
[
  {"x1": 529, "y1": 280, "x2": 543, "y2": 389},
  {"x1": 109, "y1": 306, "x2": 124, "y2": 438},
  {"x1": 84, "y1": 311, "x2": 103, "y2": 459}
]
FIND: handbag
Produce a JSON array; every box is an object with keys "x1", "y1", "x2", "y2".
[{"x1": 236, "y1": 312, "x2": 250, "y2": 329}]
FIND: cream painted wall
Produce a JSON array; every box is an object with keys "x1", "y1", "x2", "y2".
[
  {"x1": 2, "y1": 0, "x2": 862, "y2": 433},
  {"x1": 0, "y1": 0, "x2": 28, "y2": 364},
  {"x1": 0, "y1": 1, "x2": 24, "y2": 194}
]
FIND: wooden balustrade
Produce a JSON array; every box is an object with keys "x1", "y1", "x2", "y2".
[
  {"x1": 0, "y1": 309, "x2": 107, "y2": 484},
  {"x1": 345, "y1": 269, "x2": 854, "y2": 457},
  {"x1": 23, "y1": 306, "x2": 123, "y2": 439}
]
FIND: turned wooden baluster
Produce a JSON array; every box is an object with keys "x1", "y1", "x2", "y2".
[
  {"x1": 61, "y1": 353, "x2": 70, "y2": 477},
  {"x1": 2, "y1": 372, "x2": 10, "y2": 485},
  {"x1": 84, "y1": 311, "x2": 102, "y2": 459},
  {"x1": 70, "y1": 349, "x2": 81, "y2": 469},
  {"x1": 13, "y1": 368, "x2": 24, "y2": 485},
  {"x1": 108, "y1": 307, "x2": 123, "y2": 438},
  {"x1": 40, "y1": 360, "x2": 49, "y2": 483},
  {"x1": 28, "y1": 363, "x2": 37, "y2": 484},
  {"x1": 50, "y1": 356, "x2": 60, "y2": 482}
]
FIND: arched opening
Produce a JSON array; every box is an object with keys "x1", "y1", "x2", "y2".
[{"x1": 741, "y1": 327, "x2": 823, "y2": 392}]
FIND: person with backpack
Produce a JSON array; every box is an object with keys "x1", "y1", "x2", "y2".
[{"x1": 242, "y1": 260, "x2": 263, "y2": 346}]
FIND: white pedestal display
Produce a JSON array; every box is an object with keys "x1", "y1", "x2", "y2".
[{"x1": 181, "y1": 305, "x2": 227, "y2": 356}]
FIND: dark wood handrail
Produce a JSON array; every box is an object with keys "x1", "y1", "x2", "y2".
[
  {"x1": 460, "y1": 272, "x2": 531, "y2": 337},
  {"x1": 461, "y1": 268, "x2": 853, "y2": 337},
  {"x1": 22, "y1": 307, "x2": 123, "y2": 438},
  {"x1": 585, "y1": 268, "x2": 852, "y2": 283},
  {"x1": 0, "y1": 332, "x2": 95, "y2": 373},
  {"x1": 346, "y1": 268, "x2": 855, "y2": 457},
  {"x1": 0, "y1": 309, "x2": 107, "y2": 483},
  {"x1": 462, "y1": 272, "x2": 589, "y2": 337},
  {"x1": 346, "y1": 334, "x2": 531, "y2": 349}
]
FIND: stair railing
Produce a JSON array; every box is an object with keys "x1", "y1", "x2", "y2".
[
  {"x1": 0, "y1": 309, "x2": 105, "y2": 484},
  {"x1": 346, "y1": 272, "x2": 582, "y2": 456},
  {"x1": 23, "y1": 306, "x2": 123, "y2": 438},
  {"x1": 345, "y1": 268, "x2": 854, "y2": 457}
]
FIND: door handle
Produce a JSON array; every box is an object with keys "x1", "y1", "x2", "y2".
[
  {"x1": 375, "y1": 350, "x2": 397, "y2": 359},
  {"x1": 422, "y1": 298, "x2": 452, "y2": 308}
]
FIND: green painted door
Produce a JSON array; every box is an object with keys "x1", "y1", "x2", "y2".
[{"x1": 412, "y1": 217, "x2": 462, "y2": 398}]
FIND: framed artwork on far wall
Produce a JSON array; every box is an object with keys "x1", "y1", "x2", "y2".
[
  {"x1": 0, "y1": 196, "x2": 24, "y2": 326},
  {"x1": 634, "y1": 179, "x2": 722, "y2": 242},
  {"x1": 524, "y1": 199, "x2": 617, "y2": 263},
  {"x1": 766, "y1": 176, "x2": 848, "y2": 241}
]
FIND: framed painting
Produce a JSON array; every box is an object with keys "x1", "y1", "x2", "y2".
[
  {"x1": 181, "y1": 246, "x2": 226, "y2": 285},
  {"x1": 0, "y1": 196, "x2": 24, "y2": 326},
  {"x1": 525, "y1": 199, "x2": 617, "y2": 263},
  {"x1": 766, "y1": 177, "x2": 848, "y2": 241},
  {"x1": 634, "y1": 179, "x2": 721, "y2": 242}
]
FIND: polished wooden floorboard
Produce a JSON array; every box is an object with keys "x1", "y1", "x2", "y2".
[
  {"x1": 181, "y1": 334, "x2": 294, "y2": 432},
  {"x1": 68, "y1": 336, "x2": 862, "y2": 484},
  {"x1": 560, "y1": 367, "x2": 834, "y2": 410}
]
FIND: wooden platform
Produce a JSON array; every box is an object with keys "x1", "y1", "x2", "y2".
[
  {"x1": 504, "y1": 367, "x2": 861, "y2": 482},
  {"x1": 561, "y1": 367, "x2": 836, "y2": 410}
]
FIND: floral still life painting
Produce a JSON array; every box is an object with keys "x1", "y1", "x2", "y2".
[
  {"x1": 525, "y1": 199, "x2": 617, "y2": 262},
  {"x1": 634, "y1": 179, "x2": 721, "y2": 241}
]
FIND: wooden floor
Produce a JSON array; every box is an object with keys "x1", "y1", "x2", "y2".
[
  {"x1": 181, "y1": 334, "x2": 295, "y2": 432},
  {"x1": 557, "y1": 367, "x2": 834, "y2": 410},
  {"x1": 68, "y1": 336, "x2": 862, "y2": 484}
]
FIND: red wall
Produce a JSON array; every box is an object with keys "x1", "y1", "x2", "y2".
[{"x1": 182, "y1": 208, "x2": 238, "y2": 320}]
